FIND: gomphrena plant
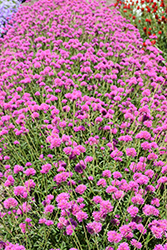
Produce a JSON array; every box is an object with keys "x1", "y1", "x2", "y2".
[
  {"x1": 0, "y1": 0, "x2": 167, "y2": 249},
  {"x1": 116, "y1": 0, "x2": 167, "y2": 62}
]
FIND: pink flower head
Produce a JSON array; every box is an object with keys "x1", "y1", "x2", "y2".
[
  {"x1": 131, "y1": 194, "x2": 144, "y2": 205},
  {"x1": 66, "y1": 225, "x2": 75, "y2": 235},
  {"x1": 97, "y1": 178, "x2": 107, "y2": 187},
  {"x1": 54, "y1": 172, "x2": 69, "y2": 184},
  {"x1": 135, "y1": 131, "x2": 151, "y2": 140},
  {"x1": 112, "y1": 190, "x2": 124, "y2": 200},
  {"x1": 153, "y1": 245, "x2": 164, "y2": 250},
  {"x1": 151, "y1": 226, "x2": 163, "y2": 239},
  {"x1": 76, "y1": 211, "x2": 88, "y2": 222},
  {"x1": 75, "y1": 184, "x2": 87, "y2": 195},
  {"x1": 131, "y1": 239, "x2": 142, "y2": 249},
  {"x1": 31, "y1": 112, "x2": 39, "y2": 119},
  {"x1": 57, "y1": 217, "x2": 68, "y2": 229},
  {"x1": 45, "y1": 220, "x2": 54, "y2": 226},
  {"x1": 102, "y1": 170, "x2": 111, "y2": 178},
  {"x1": 40, "y1": 163, "x2": 52, "y2": 174},
  {"x1": 126, "y1": 148, "x2": 137, "y2": 157},
  {"x1": 107, "y1": 230, "x2": 122, "y2": 243},
  {"x1": 117, "y1": 242, "x2": 130, "y2": 250},
  {"x1": 3, "y1": 198, "x2": 18, "y2": 209},
  {"x1": 25, "y1": 179, "x2": 36, "y2": 191},
  {"x1": 92, "y1": 196, "x2": 103, "y2": 204},
  {"x1": 127, "y1": 205, "x2": 139, "y2": 217},
  {"x1": 24, "y1": 168, "x2": 36, "y2": 176},
  {"x1": 14, "y1": 186, "x2": 27, "y2": 198},
  {"x1": 113, "y1": 171, "x2": 122, "y2": 179},
  {"x1": 56, "y1": 193, "x2": 70, "y2": 203},
  {"x1": 86, "y1": 221, "x2": 102, "y2": 235},
  {"x1": 44, "y1": 205, "x2": 55, "y2": 214},
  {"x1": 14, "y1": 165, "x2": 24, "y2": 174},
  {"x1": 143, "y1": 205, "x2": 159, "y2": 216},
  {"x1": 100, "y1": 200, "x2": 113, "y2": 213}
]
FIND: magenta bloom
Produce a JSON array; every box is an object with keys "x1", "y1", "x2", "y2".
[
  {"x1": 131, "y1": 239, "x2": 142, "y2": 249},
  {"x1": 76, "y1": 211, "x2": 88, "y2": 222},
  {"x1": 75, "y1": 184, "x2": 87, "y2": 194},
  {"x1": 102, "y1": 170, "x2": 111, "y2": 178},
  {"x1": 143, "y1": 205, "x2": 159, "y2": 216},
  {"x1": 131, "y1": 194, "x2": 144, "y2": 205},
  {"x1": 107, "y1": 230, "x2": 122, "y2": 243},
  {"x1": 40, "y1": 163, "x2": 52, "y2": 174},
  {"x1": 100, "y1": 200, "x2": 113, "y2": 213},
  {"x1": 117, "y1": 242, "x2": 130, "y2": 250},
  {"x1": 66, "y1": 225, "x2": 75, "y2": 235},
  {"x1": 126, "y1": 148, "x2": 137, "y2": 157},
  {"x1": 44, "y1": 205, "x2": 55, "y2": 214},
  {"x1": 127, "y1": 205, "x2": 139, "y2": 217},
  {"x1": 56, "y1": 193, "x2": 70, "y2": 203},
  {"x1": 14, "y1": 186, "x2": 27, "y2": 198},
  {"x1": 97, "y1": 178, "x2": 107, "y2": 187},
  {"x1": 151, "y1": 226, "x2": 163, "y2": 239},
  {"x1": 153, "y1": 245, "x2": 164, "y2": 250},
  {"x1": 3, "y1": 198, "x2": 18, "y2": 209},
  {"x1": 24, "y1": 168, "x2": 36, "y2": 176},
  {"x1": 86, "y1": 221, "x2": 102, "y2": 235}
]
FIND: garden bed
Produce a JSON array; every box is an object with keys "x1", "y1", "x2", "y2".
[{"x1": 0, "y1": 0, "x2": 167, "y2": 249}]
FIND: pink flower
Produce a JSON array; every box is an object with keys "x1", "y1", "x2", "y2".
[
  {"x1": 131, "y1": 194, "x2": 144, "y2": 205},
  {"x1": 151, "y1": 226, "x2": 163, "y2": 239},
  {"x1": 54, "y1": 172, "x2": 69, "y2": 184},
  {"x1": 126, "y1": 148, "x2": 137, "y2": 157},
  {"x1": 25, "y1": 179, "x2": 36, "y2": 191},
  {"x1": 44, "y1": 205, "x2": 55, "y2": 214},
  {"x1": 14, "y1": 165, "x2": 24, "y2": 174},
  {"x1": 57, "y1": 199, "x2": 70, "y2": 210},
  {"x1": 40, "y1": 163, "x2": 52, "y2": 174},
  {"x1": 45, "y1": 220, "x2": 54, "y2": 226},
  {"x1": 102, "y1": 170, "x2": 111, "y2": 178},
  {"x1": 3, "y1": 198, "x2": 18, "y2": 209},
  {"x1": 100, "y1": 200, "x2": 113, "y2": 213},
  {"x1": 117, "y1": 242, "x2": 130, "y2": 250},
  {"x1": 97, "y1": 178, "x2": 107, "y2": 187},
  {"x1": 14, "y1": 186, "x2": 27, "y2": 198},
  {"x1": 56, "y1": 193, "x2": 70, "y2": 203},
  {"x1": 135, "y1": 131, "x2": 151, "y2": 140},
  {"x1": 19, "y1": 223, "x2": 26, "y2": 233},
  {"x1": 127, "y1": 205, "x2": 139, "y2": 217},
  {"x1": 24, "y1": 168, "x2": 36, "y2": 176},
  {"x1": 107, "y1": 230, "x2": 122, "y2": 243},
  {"x1": 57, "y1": 217, "x2": 68, "y2": 229},
  {"x1": 92, "y1": 196, "x2": 103, "y2": 204},
  {"x1": 31, "y1": 112, "x2": 39, "y2": 119},
  {"x1": 75, "y1": 184, "x2": 87, "y2": 194},
  {"x1": 66, "y1": 225, "x2": 75, "y2": 235},
  {"x1": 106, "y1": 186, "x2": 118, "y2": 194},
  {"x1": 141, "y1": 141, "x2": 151, "y2": 150},
  {"x1": 112, "y1": 190, "x2": 124, "y2": 200},
  {"x1": 143, "y1": 205, "x2": 159, "y2": 216},
  {"x1": 153, "y1": 245, "x2": 164, "y2": 250},
  {"x1": 76, "y1": 211, "x2": 88, "y2": 222},
  {"x1": 131, "y1": 239, "x2": 142, "y2": 249},
  {"x1": 147, "y1": 153, "x2": 158, "y2": 160},
  {"x1": 86, "y1": 221, "x2": 102, "y2": 235},
  {"x1": 113, "y1": 171, "x2": 122, "y2": 179}
]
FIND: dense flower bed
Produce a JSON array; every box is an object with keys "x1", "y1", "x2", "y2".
[
  {"x1": 0, "y1": 0, "x2": 25, "y2": 37},
  {"x1": 0, "y1": 0, "x2": 167, "y2": 249},
  {"x1": 116, "y1": 0, "x2": 167, "y2": 62}
]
